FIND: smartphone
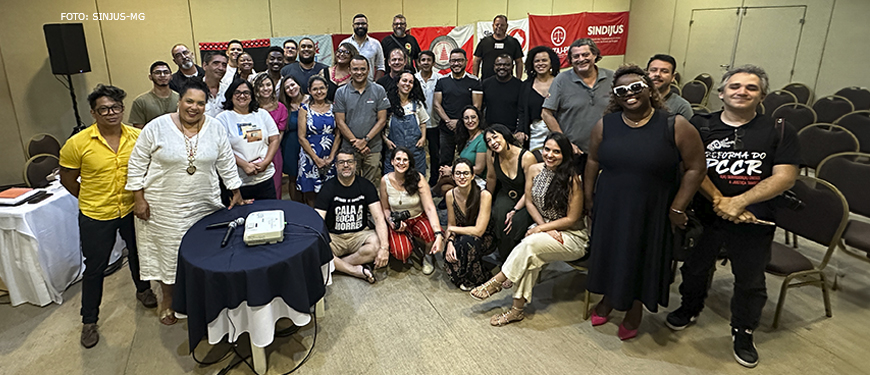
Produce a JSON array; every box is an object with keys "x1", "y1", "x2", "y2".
[{"x1": 28, "y1": 193, "x2": 53, "y2": 204}]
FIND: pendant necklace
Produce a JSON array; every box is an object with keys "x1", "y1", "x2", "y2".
[
  {"x1": 183, "y1": 121, "x2": 202, "y2": 175},
  {"x1": 622, "y1": 109, "x2": 654, "y2": 127}
]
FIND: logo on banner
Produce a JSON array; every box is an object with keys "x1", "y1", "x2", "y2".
[
  {"x1": 587, "y1": 24, "x2": 625, "y2": 36},
  {"x1": 431, "y1": 36, "x2": 459, "y2": 71},
  {"x1": 551, "y1": 26, "x2": 567, "y2": 46},
  {"x1": 509, "y1": 28, "x2": 526, "y2": 49}
]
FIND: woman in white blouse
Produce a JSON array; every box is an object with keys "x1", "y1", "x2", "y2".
[{"x1": 127, "y1": 80, "x2": 248, "y2": 325}]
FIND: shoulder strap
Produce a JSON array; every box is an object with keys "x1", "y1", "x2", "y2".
[
  {"x1": 667, "y1": 113, "x2": 677, "y2": 148},
  {"x1": 775, "y1": 117, "x2": 785, "y2": 148}
]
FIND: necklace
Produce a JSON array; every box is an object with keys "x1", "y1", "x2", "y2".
[
  {"x1": 331, "y1": 66, "x2": 351, "y2": 84},
  {"x1": 181, "y1": 121, "x2": 202, "y2": 175},
  {"x1": 622, "y1": 109, "x2": 654, "y2": 127}
]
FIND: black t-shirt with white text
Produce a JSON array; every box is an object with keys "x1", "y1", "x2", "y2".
[
  {"x1": 691, "y1": 111, "x2": 801, "y2": 219},
  {"x1": 315, "y1": 177, "x2": 380, "y2": 234}
]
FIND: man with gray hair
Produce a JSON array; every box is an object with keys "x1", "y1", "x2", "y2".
[
  {"x1": 541, "y1": 38, "x2": 613, "y2": 154},
  {"x1": 666, "y1": 65, "x2": 800, "y2": 369},
  {"x1": 169, "y1": 44, "x2": 205, "y2": 92}
]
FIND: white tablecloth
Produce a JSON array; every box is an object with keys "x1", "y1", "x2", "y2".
[
  {"x1": 206, "y1": 261, "x2": 334, "y2": 348},
  {"x1": 0, "y1": 182, "x2": 123, "y2": 306}
]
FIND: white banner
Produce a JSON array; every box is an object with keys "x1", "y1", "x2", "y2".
[
  {"x1": 476, "y1": 18, "x2": 529, "y2": 55},
  {"x1": 271, "y1": 35, "x2": 334, "y2": 66}
]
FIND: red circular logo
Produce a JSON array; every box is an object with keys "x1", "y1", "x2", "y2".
[{"x1": 509, "y1": 28, "x2": 526, "y2": 49}]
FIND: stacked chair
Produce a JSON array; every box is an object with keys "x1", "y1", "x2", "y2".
[
  {"x1": 817, "y1": 153, "x2": 870, "y2": 264},
  {"x1": 813, "y1": 95, "x2": 854, "y2": 123}
]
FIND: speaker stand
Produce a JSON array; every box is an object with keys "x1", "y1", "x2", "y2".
[{"x1": 66, "y1": 74, "x2": 85, "y2": 136}]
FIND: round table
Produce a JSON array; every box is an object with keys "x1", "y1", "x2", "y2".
[{"x1": 173, "y1": 200, "x2": 333, "y2": 353}]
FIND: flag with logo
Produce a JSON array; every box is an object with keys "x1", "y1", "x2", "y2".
[
  {"x1": 410, "y1": 24, "x2": 476, "y2": 75},
  {"x1": 528, "y1": 12, "x2": 629, "y2": 68},
  {"x1": 476, "y1": 18, "x2": 530, "y2": 55}
]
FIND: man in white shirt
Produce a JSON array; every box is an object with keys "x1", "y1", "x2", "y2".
[
  {"x1": 340, "y1": 14, "x2": 385, "y2": 81},
  {"x1": 202, "y1": 52, "x2": 229, "y2": 118},
  {"x1": 415, "y1": 50, "x2": 443, "y2": 185}
]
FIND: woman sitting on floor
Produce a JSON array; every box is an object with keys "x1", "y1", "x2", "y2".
[
  {"x1": 470, "y1": 133, "x2": 588, "y2": 326},
  {"x1": 379, "y1": 147, "x2": 443, "y2": 275},
  {"x1": 444, "y1": 158, "x2": 494, "y2": 290}
]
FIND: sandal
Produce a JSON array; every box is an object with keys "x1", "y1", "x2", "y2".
[
  {"x1": 470, "y1": 277, "x2": 503, "y2": 301},
  {"x1": 490, "y1": 307, "x2": 525, "y2": 326},
  {"x1": 361, "y1": 264, "x2": 376, "y2": 284},
  {"x1": 159, "y1": 309, "x2": 178, "y2": 326}
]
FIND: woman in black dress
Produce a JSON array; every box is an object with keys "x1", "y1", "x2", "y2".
[
  {"x1": 518, "y1": 46, "x2": 560, "y2": 156},
  {"x1": 444, "y1": 158, "x2": 494, "y2": 290},
  {"x1": 584, "y1": 65, "x2": 706, "y2": 340},
  {"x1": 484, "y1": 124, "x2": 537, "y2": 261}
]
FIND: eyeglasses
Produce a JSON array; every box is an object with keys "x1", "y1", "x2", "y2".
[
  {"x1": 173, "y1": 50, "x2": 191, "y2": 58},
  {"x1": 393, "y1": 22, "x2": 406, "y2": 26},
  {"x1": 233, "y1": 91, "x2": 252, "y2": 97},
  {"x1": 96, "y1": 104, "x2": 124, "y2": 116},
  {"x1": 449, "y1": 59, "x2": 466, "y2": 63},
  {"x1": 612, "y1": 81, "x2": 648, "y2": 97},
  {"x1": 336, "y1": 49, "x2": 351, "y2": 56},
  {"x1": 152, "y1": 70, "x2": 172, "y2": 76},
  {"x1": 732, "y1": 127, "x2": 745, "y2": 150},
  {"x1": 336, "y1": 159, "x2": 356, "y2": 166},
  {"x1": 453, "y1": 170, "x2": 471, "y2": 177}
]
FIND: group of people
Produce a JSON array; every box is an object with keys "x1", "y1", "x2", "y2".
[{"x1": 57, "y1": 12, "x2": 801, "y2": 370}]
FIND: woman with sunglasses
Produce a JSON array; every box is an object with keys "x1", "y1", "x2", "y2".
[
  {"x1": 584, "y1": 64, "x2": 705, "y2": 340},
  {"x1": 470, "y1": 133, "x2": 587, "y2": 326},
  {"x1": 325, "y1": 42, "x2": 358, "y2": 102},
  {"x1": 216, "y1": 79, "x2": 281, "y2": 203},
  {"x1": 484, "y1": 124, "x2": 537, "y2": 261},
  {"x1": 443, "y1": 158, "x2": 494, "y2": 290},
  {"x1": 298, "y1": 75, "x2": 341, "y2": 207}
]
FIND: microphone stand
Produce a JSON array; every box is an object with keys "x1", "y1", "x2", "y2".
[{"x1": 66, "y1": 74, "x2": 85, "y2": 136}]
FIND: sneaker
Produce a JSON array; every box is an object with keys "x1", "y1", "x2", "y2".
[
  {"x1": 81, "y1": 323, "x2": 99, "y2": 348},
  {"x1": 422, "y1": 255, "x2": 434, "y2": 275},
  {"x1": 459, "y1": 284, "x2": 473, "y2": 291},
  {"x1": 665, "y1": 306, "x2": 699, "y2": 331},
  {"x1": 732, "y1": 327, "x2": 759, "y2": 368},
  {"x1": 136, "y1": 289, "x2": 158, "y2": 309}
]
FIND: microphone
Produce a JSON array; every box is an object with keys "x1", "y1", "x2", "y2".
[
  {"x1": 207, "y1": 218, "x2": 242, "y2": 229},
  {"x1": 220, "y1": 218, "x2": 245, "y2": 247}
]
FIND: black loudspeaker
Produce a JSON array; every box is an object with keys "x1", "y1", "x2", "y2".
[{"x1": 43, "y1": 23, "x2": 91, "y2": 75}]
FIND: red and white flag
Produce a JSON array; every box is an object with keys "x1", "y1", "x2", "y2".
[
  {"x1": 410, "y1": 24, "x2": 475, "y2": 75},
  {"x1": 476, "y1": 18, "x2": 529, "y2": 55}
]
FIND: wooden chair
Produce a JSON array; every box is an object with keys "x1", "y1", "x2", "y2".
[{"x1": 765, "y1": 176, "x2": 848, "y2": 328}]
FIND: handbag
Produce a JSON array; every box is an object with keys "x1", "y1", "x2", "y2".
[{"x1": 667, "y1": 113, "x2": 703, "y2": 261}]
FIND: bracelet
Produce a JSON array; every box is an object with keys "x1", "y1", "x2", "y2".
[
  {"x1": 433, "y1": 231, "x2": 443, "y2": 236},
  {"x1": 509, "y1": 208, "x2": 517, "y2": 213},
  {"x1": 670, "y1": 207, "x2": 685, "y2": 215}
]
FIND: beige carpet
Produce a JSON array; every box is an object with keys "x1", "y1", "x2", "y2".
[{"x1": 1, "y1": 228, "x2": 869, "y2": 374}]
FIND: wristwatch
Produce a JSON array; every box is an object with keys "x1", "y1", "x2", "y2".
[{"x1": 363, "y1": 136, "x2": 371, "y2": 142}]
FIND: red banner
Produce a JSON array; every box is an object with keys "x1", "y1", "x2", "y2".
[
  {"x1": 410, "y1": 25, "x2": 476, "y2": 75},
  {"x1": 529, "y1": 12, "x2": 629, "y2": 68}
]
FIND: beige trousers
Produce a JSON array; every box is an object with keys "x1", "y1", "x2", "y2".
[
  {"x1": 501, "y1": 229, "x2": 588, "y2": 302},
  {"x1": 355, "y1": 151, "x2": 382, "y2": 187}
]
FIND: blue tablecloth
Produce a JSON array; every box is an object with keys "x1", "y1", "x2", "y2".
[{"x1": 173, "y1": 200, "x2": 332, "y2": 352}]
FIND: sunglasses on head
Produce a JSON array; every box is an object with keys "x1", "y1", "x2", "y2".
[{"x1": 612, "y1": 81, "x2": 648, "y2": 97}]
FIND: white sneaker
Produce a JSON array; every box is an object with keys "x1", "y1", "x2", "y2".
[{"x1": 422, "y1": 254, "x2": 434, "y2": 275}]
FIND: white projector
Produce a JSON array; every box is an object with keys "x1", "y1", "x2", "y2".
[{"x1": 243, "y1": 210, "x2": 285, "y2": 246}]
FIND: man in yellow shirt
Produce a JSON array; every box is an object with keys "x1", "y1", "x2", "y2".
[{"x1": 59, "y1": 84, "x2": 156, "y2": 349}]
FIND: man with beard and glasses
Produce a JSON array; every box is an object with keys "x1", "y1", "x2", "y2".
[
  {"x1": 433, "y1": 48, "x2": 483, "y2": 167},
  {"x1": 647, "y1": 54, "x2": 693, "y2": 120},
  {"x1": 129, "y1": 61, "x2": 179, "y2": 128},
  {"x1": 169, "y1": 44, "x2": 205, "y2": 92},
  {"x1": 341, "y1": 14, "x2": 385, "y2": 81},
  {"x1": 541, "y1": 38, "x2": 613, "y2": 154},
  {"x1": 481, "y1": 54, "x2": 522, "y2": 137},
  {"x1": 283, "y1": 39, "x2": 298, "y2": 65},
  {"x1": 221, "y1": 39, "x2": 244, "y2": 86},
  {"x1": 280, "y1": 38, "x2": 327, "y2": 95},
  {"x1": 380, "y1": 14, "x2": 420, "y2": 72}
]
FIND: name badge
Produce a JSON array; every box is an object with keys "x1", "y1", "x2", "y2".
[
  {"x1": 494, "y1": 42, "x2": 504, "y2": 49},
  {"x1": 366, "y1": 100, "x2": 374, "y2": 104}
]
